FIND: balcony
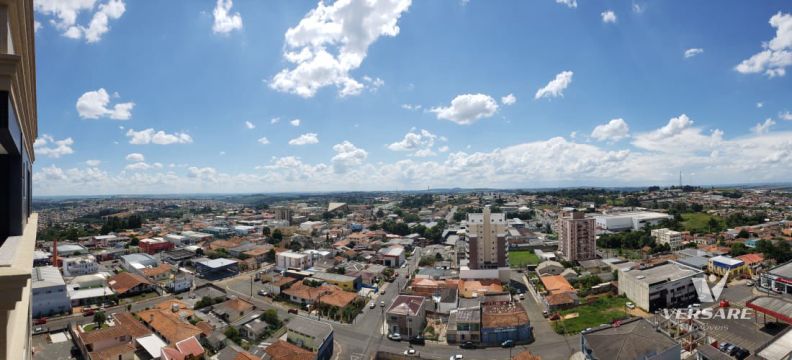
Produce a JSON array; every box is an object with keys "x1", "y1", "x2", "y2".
[{"x1": 0, "y1": 213, "x2": 37, "y2": 360}]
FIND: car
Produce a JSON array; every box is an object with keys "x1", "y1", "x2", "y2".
[
  {"x1": 460, "y1": 341, "x2": 476, "y2": 349},
  {"x1": 403, "y1": 349, "x2": 419, "y2": 357},
  {"x1": 733, "y1": 348, "x2": 750, "y2": 360},
  {"x1": 83, "y1": 309, "x2": 95, "y2": 316},
  {"x1": 369, "y1": 302, "x2": 376, "y2": 309},
  {"x1": 188, "y1": 293, "x2": 196, "y2": 299},
  {"x1": 718, "y1": 342, "x2": 732, "y2": 352},
  {"x1": 388, "y1": 333, "x2": 402, "y2": 341},
  {"x1": 719, "y1": 300, "x2": 730, "y2": 308},
  {"x1": 33, "y1": 317, "x2": 47, "y2": 325},
  {"x1": 501, "y1": 340, "x2": 514, "y2": 348},
  {"x1": 725, "y1": 344, "x2": 737, "y2": 355},
  {"x1": 626, "y1": 302, "x2": 635, "y2": 309},
  {"x1": 450, "y1": 356, "x2": 463, "y2": 360},
  {"x1": 257, "y1": 290, "x2": 268, "y2": 296},
  {"x1": 542, "y1": 310, "x2": 549, "y2": 318},
  {"x1": 33, "y1": 326, "x2": 47, "y2": 334},
  {"x1": 519, "y1": 293, "x2": 525, "y2": 300},
  {"x1": 409, "y1": 336, "x2": 425, "y2": 345},
  {"x1": 288, "y1": 308, "x2": 298, "y2": 315},
  {"x1": 380, "y1": 301, "x2": 386, "y2": 307},
  {"x1": 381, "y1": 290, "x2": 386, "y2": 295},
  {"x1": 746, "y1": 280, "x2": 754, "y2": 286}
]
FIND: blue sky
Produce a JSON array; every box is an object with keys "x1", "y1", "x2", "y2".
[{"x1": 31, "y1": 0, "x2": 792, "y2": 195}]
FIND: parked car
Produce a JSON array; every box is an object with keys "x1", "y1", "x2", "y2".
[
  {"x1": 734, "y1": 348, "x2": 750, "y2": 360},
  {"x1": 718, "y1": 342, "x2": 732, "y2": 352},
  {"x1": 725, "y1": 344, "x2": 737, "y2": 355},
  {"x1": 719, "y1": 300, "x2": 730, "y2": 308},
  {"x1": 501, "y1": 340, "x2": 514, "y2": 348},
  {"x1": 380, "y1": 301, "x2": 386, "y2": 307},
  {"x1": 626, "y1": 302, "x2": 635, "y2": 309},
  {"x1": 519, "y1": 293, "x2": 525, "y2": 300},
  {"x1": 388, "y1": 333, "x2": 402, "y2": 341},
  {"x1": 33, "y1": 317, "x2": 47, "y2": 325},
  {"x1": 288, "y1": 308, "x2": 298, "y2": 315},
  {"x1": 409, "y1": 336, "x2": 425, "y2": 345},
  {"x1": 32, "y1": 326, "x2": 48, "y2": 334},
  {"x1": 258, "y1": 290, "x2": 268, "y2": 296},
  {"x1": 450, "y1": 355, "x2": 463, "y2": 360},
  {"x1": 83, "y1": 309, "x2": 95, "y2": 316},
  {"x1": 460, "y1": 341, "x2": 476, "y2": 349},
  {"x1": 403, "y1": 348, "x2": 419, "y2": 357},
  {"x1": 369, "y1": 302, "x2": 376, "y2": 309},
  {"x1": 746, "y1": 280, "x2": 754, "y2": 286}
]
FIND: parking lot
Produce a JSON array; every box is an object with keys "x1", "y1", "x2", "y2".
[{"x1": 32, "y1": 332, "x2": 77, "y2": 360}]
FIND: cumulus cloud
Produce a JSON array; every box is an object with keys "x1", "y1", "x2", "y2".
[
  {"x1": 555, "y1": 0, "x2": 577, "y2": 9},
  {"x1": 288, "y1": 133, "x2": 319, "y2": 145},
  {"x1": 632, "y1": 114, "x2": 723, "y2": 154},
  {"x1": 126, "y1": 128, "x2": 193, "y2": 145},
  {"x1": 388, "y1": 129, "x2": 439, "y2": 157},
  {"x1": 125, "y1": 161, "x2": 162, "y2": 171},
  {"x1": 290, "y1": 119, "x2": 301, "y2": 127},
  {"x1": 34, "y1": 134, "x2": 75, "y2": 158},
  {"x1": 601, "y1": 10, "x2": 617, "y2": 24},
  {"x1": 401, "y1": 104, "x2": 422, "y2": 111},
  {"x1": 535, "y1": 71, "x2": 574, "y2": 100},
  {"x1": 501, "y1": 93, "x2": 517, "y2": 106},
  {"x1": 684, "y1": 48, "x2": 704, "y2": 58},
  {"x1": 331, "y1": 141, "x2": 368, "y2": 173},
  {"x1": 212, "y1": 0, "x2": 243, "y2": 34},
  {"x1": 257, "y1": 137, "x2": 270, "y2": 145},
  {"x1": 591, "y1": 118, "x2": 630, "y2": 142},
  {"x1": 780, "y1": 111, "x2": 792, "y2": 121},
  {"x1": 735, "y1": 12, "x2": 792, "y2": 77},
  {"x1": 269, "y1": 0, "x2": 411, "y2": 97},
  {"x1": 431, "y1": 93, "x2": 498, "y2": 125},
  {"x1": 752, "y1": 118, "x2": 776, "y2": 134},
  {"x1": 245, "y1": 121, "x2": 255, "y2": 129},
  {"x1": 271, "y1": 117, "x2": 281, "y2": 124},
  {"x1": 76, "y1": 88, "x2": 135, "y2": 120},
  {"x1": 187, "y1": 167, "x2": 218, "y2": 182},
  {"x1": 85, "y1": 160, "x2": 101, "y2": 167},
  {"x1": 125, "y1": 153, "x2": 144, "y2": 162},
  {"x1": 34, "y1": 0, "x2": 126, "y2": 43}
]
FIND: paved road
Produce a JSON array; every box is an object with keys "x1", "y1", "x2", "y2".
[{"x1": 43, "y1": 294, "x2": 175, "y2": 331}]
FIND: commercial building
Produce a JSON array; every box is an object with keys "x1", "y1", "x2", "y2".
[
  {"x1": 276, "y1": 251, "x2": 312, "y2": 270},
  {"x1": 61, "y1": 255, "x2": 99, "y2": 277},
  {"x1": 481, "y1": 299, "x2": 532, "y2": 346},
  {"x1": 31, "y1": 266, "x2": 71, "y2": 317},
  {"x1": 618, "y1": 261, "x2": 705, "y2": 312},
  {"x1": 310, "y1": 271, "x2": 361, "y2": 291},
  {"x1": 759, "y1": 261, "x2": 792, "y2": 294},
  {"x1": 558, "y1": 211, "x2": 596, "y2": 261},
  {"x1": 0, "y1": 3, "x2": 37, "y2": 356},
  {"x1": 194, "y1": 258, "x2": 239, "y2": 279},
  {"x1": 707, "y1": 256, "x2": 748, "y2": 278},
  {"x1": 651, "y1": 228, "x2": 683, "y2": 250},
  {"x1": 386, "y1": 295, "x2": 427, "y2": 338},
  {"x1": 595, "y1": 211, "x2": 673, "y2": 231},
  {"x1": 139, "y1": 237, "x2": 175, "y2": 254},
  {"x1": 580, "y1": 318, "x2": 680, "y2": 360},
  {"x1": 52, "y1": 243, "x2": 88, "y2": 257},
  {"x1": 286, "y1": 316, "x2": 334, "y2": 360},
  {"x1": 379, "y1": 245, "x2": 405, "y2": 267},
  {"x1": 467, "y1": 206, "x2": 508, "y2": 269},
  {"x1": 446, "y1": 304, "x2": 481, "y2": 344},
  {"x1": 121, "y1": 253, "x2": 160, "y2": 272},
  {"x1": 180, "y1": 230, "x2": 213, "y2": 244}
]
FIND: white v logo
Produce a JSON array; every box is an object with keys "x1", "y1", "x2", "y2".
[{"x1": 693, "y1": 270, "x2": 729, "y2": 302}]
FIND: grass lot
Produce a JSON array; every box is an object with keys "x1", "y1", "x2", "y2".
[
  {"x1": 82, "y1": 323, "x2": 109, "y2": 332},
  {"x1": 120, "y1": 291, "x2": 158, "y2": 304},
  {"x1": 681, "y1": 212, "x2": 722, "y2": 233},
  {"x1": 509, "y1": 251, "x2": 540, "y2": 267},
  {"x1": 552, "y1": 295, "x2": 630, "y2": 334}
]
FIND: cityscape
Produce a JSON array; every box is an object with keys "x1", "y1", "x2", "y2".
[{"x1": 0, "y1": 1, "x2": 791, "y2": 360}]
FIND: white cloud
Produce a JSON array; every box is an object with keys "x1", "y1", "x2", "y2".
[
  {"x1": 752, "y1": 118, "x2": 776, "y2": 134},
  {"x1": 601, "y1": 10, "x2": 617, "y2": 24},
  {"x1": 684, "y1": 48, "x2": 704, "y2": 58},
  {"x1": 125, "y1": 162, "x2": 156, "y2": 171},
  {"x1": 269, "y1": 0, "x2": 411, "y2": 97},
  {"x1": 126, "y1": 128, "x2": 193, "y2": 145},
  {"x1": 33, "y1": 134, "x2": 74, "y2": 158},
  {"x1": 34, "y1": 20, "x2": 42, "y2": 32},
  {"x1": 271, "y1": 117, "x2": 280, "y2": 124},
  {"x1": 501, "y1": 93, "x2": 517, "y2": 106},
  {"x1": 388, "y1": 129, "x2": 439, "y2": 157},
  {"x1": 187, "y1": 167, "x2": 218, "y2": 182},
  {"x1": 632, "y1": 3, "x2": 645, "y2": 14},
  {"x1": 245, "y1": 121, "x2": 255, "y2": 129},
  {"x1": 401, "y1": 104, "x2": 422, "y2": 111},
  {"x1": 735, "y1": 12, "x2": 792, "y2": 77},
  {"x1": 288, "y1": 133, "x2": 319, "y2": 145},
  {"x1": 535, "y1": 71, "x2": 574, "y2": 100},
  {"x1": 632, "y1": 114, "x2": 723, "y2": 154},
  {"x1": 756, "y1": 102, "x2": 764, "y2": 108},
  {"x1": 555, "y1": 0, "x2": 577, "y2": 9},
  {"x1": 438, "y1": 146, "x2": 449, "y2": 153},
  {"x1": 257, "y1": 137, "x2": 270, "y2": 145},
  {"x1": 290, "y1": 119, "x2": 301, "y2": 127},
  {"x1": 780, "y1": 111, "x2": 792, "y2": 121},
  {"x1": 212, "y1": 0, "x2": 243, "y2": 34},
  {"x1": 125, "y1": 153, "x2": 145, "y2": 162},
  {"x1": 34, "y1": 0, "x2": 126, "y2": 43},
  {"x1": 331, "y1": 141, "x2": 368, "y2": 173},
  {"x1": 363, "y1": 76, "x2": 385, "y2": 91},
  {"x1": 76, "y1": 88, "x2": 135, "y2": 120},
  {"x1": 431, "y1": 93, "x2": 498, "y2": 125},
  {"x1": 85, "y1": 160, "x2": 101, "y2": 167},
  {"x1": 591, "y1": 118, "x2": 630, "y2": 142}
]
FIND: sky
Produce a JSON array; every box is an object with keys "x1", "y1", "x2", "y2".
[{"x1": 31, "y1": 0, "x2": 792, "y2": 195}]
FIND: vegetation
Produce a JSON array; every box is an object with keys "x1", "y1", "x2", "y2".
[
  {"x1": 418, "y1": 255, "x2": 436, "y2": 267},
  {"x1": 552, "y1": 296, "x2": 629, "y2": 334},
  {"x1": 399, "y1": 194, "x2": 434, "y2": 209},
  {"x1": 93, "y1": 311, "x2": 107, "y2": 328},
  {"x1": 99, "y1": 215, "x2": 143, "y2": 234},
  {"x1": 508, "y1": 251, "x2": 540, "y2": 267},
  {"x1": 224, "y1": 326, "x2": 241, "y2": 344}
]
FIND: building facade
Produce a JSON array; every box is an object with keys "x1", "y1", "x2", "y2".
[
  {"x1": 618, "y1": 261, "x2": 704, "y2": 312},
  {"x1": 558, "y1": 211, "x2": 596, "y2": 261},
  {"x1": 651, "y1": 228, "x2": 683, "y2": 250},
  {"x1": 31, "y1": 266, "x2": 71, "y2": 317},
  {"x1": 276, "y1": 251, "x2": 312, "y2": 270},
  {"x1": 286, "y1": 316, "x2": 334, "y2": 360},
  {"x1": 61, "y1": 255, "x2": 99, "y2": 277},
  {"x1": 467, "y1": 206, "x2": 508, "y2": 269}
]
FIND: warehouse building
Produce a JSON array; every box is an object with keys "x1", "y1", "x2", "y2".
[{"x1": 618, "y1": 261, "x2": 704, "y2": 312}]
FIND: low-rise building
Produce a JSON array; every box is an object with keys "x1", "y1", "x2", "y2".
[
  {"x1": 481, "y1": 299, "x2": 532, "y2": 346},
  {"x1": 109, "y1": 272, "x2": 155, "y2": 297},
  {"x1": 286, "y1": 316, "x2": 334, "y2": 360},
  {"x1": 707, "y1": 256, "x2": 748, "y2": 278},
  {"x1": 536, "y1": 261, "x2": 564, "y2": 276},
  {"x1": 310, "y1": 271, "x2": 361, "y2": 291},
  {"x1": 447, "y1": 304, "x2": 481, "y2": 344},
  {"x1": 651, "y1": 228, "x2": 683, "y2": 250},
  {"x1": 580, "y1": 318, "x2": 680, "y2": 360},
  {"x1": 32, "y1": 266, "x2": 71, "y2": 317},
  {"x1": 618, "y1": 261, "x2": 704, "y2": 312},
  {"x1": 62, "y1": 255, "x2": 99, "y2": 277},
  {"x1": 386, "y1": 295, "x2": 427, "y2": 338},
  {"x1": 379, "y1": 246, "x2": 405, "y2": 267},
  {"x1": 277, "y1": 251, "x2": 312, "y2": 271},
  {"x1": 121, "y1": 253, "x2": 160, "y2": 272},
  {"x1": 73, "y1": 312, "x2": 152, "y2": 360},
  {"x1": 194, "y1": 258, "x2": 239, "y2": 279},
  {"x1": 139, "y1": 237, "x2": 175, "y2": 254},
  {"x1": 759, "y1": 261, "x2": 792, "y2": 294}
]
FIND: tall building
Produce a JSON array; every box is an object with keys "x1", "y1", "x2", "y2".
[
  {"x1": 651, "y1": 228, "x2": 682, "y2": 251},
  {"x1": 558, "y1": 211, "x2": 596, "y2": 261},
  {"x1": 467, "y1": 206, "x2": 508, "y2": 269},
  {"x1": 0, "y1": 0, "x2": 38, "y2": 358}
]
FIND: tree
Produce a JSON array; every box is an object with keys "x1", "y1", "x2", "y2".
[
  {"x1": 224, "y1": 326, "x2": 241, "y2": 344},
  {"x1": 262, "y1": 226, "x2": 271, "y2": 237},
  {"x1": 737, "y1": 229, "x2": 750, "y2": 239},
  {"x1": 272, "y1": 229, "x2": 284, "y2": 241},
  {"x1": 260, "y1": 309, "x2": 281, "y2": 328},
  {"x1": 93, "y1": 311, "x2": 107, "y2": 328},
  {"x1": 264, "y1": 249, "x2": 276, "y2": 263},
  {"x1": 376, "y1": 209, "x2": 385, "y2": 218},
  {"x1": 435, "y1": 253, "x2": 443, "y2": 261}
]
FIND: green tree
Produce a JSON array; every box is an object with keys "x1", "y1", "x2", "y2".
[
  {"x1": 264, "y1": 249, "x2": 276, "y2": 263},
  {"x1": 737, "y1": 229, "x2": 750, "y2": 239},
  {"x1": 93, "y1": 311, "x2": 107, "y2": 328},
  {"x1": 260, "y1": 309, "x2": 281, "y2": 328},
  {"x1": 262, "y1": 226, "x2": 271, "y2": 237},
  {"x1": 272, "y1": 229, "x2": 284, "y2": 241}
]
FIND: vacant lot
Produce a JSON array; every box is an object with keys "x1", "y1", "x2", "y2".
[
  {"x1": 552, "y1": 295, "x2": 630, "y2": 334},
  {"x1": 509, "y1": 251, "x2": 540, "y2": 267},
  {"x1": 681, "y1": 212, "x2": 723, "y2": 233}
]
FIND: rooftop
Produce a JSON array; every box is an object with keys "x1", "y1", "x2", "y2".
[
  {"x1": 264, "y1": 340, "x2": 314, "y2": 360},
  {"x1": 482, "y1": 302, "x2": 530, "y2": 328},
  {"x1": 195, "y1": 258, "x2": 238, "y2": 268},
  {"x1": 286, "y1": 316, "x2": 333, "y2": 341},
  {"x1": 387, "y1": 295, "x2": 425, "y2": 316},
  {"x1": 621, "y1": 261, "x2": 703, "y2": 286},
  {"x1": 31, "y1": 266, "x2": 65, "y2": 287},
  {"x1": 582, "y1": 318, "x2": 678, "y2": 360},
  {"x1": 768, "y1": 261, "x2": 792, "y2": 279}
]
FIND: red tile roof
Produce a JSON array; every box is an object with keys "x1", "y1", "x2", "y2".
[
  {"x1": 737, "y1": 253, "x2": 764, "y2": 265},
  {"x1": 108, "y1": 272, "x2": 153, "y2": 294},
  {"x1": 539, "y1": 275, "x2": 574, "y2": 295},
  {"x1": 264, "y1": 340, "x2": 314, "y2": 360},
  {"x1": 137, "y1": 308, "x2": 203, "y2": 344}
]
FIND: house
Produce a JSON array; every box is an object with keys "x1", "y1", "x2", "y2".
[
  {"x1": 141, "y1": 263, "x2": 174, "y2": 283},
  {"x1": 283, "y1": 281, "x2": 331, "y2": 305},
  {"x1": 286, "y1": 316, "x2": 334, "y2": 360},
  {"x1": 167, "y1": 273, "x2": 194, "y2": 293},
  {"x1": 211, "y1": 297, "x2": 256, "y2": 323},
  {"x1": 108, "y1": 272, "x2": 155, "y2": 296},
  {"x1": 480, "y1": 299, "x2": 532, "y2": 346},
  {"x1": 263, "y1": 340, "x2": 313, "y2": 360},
  {"x1": 386, "y1": 295, "x2": 427, "y2": 338},
  {"x1": 73, "y1": 312, "x2": 151, "y2": 360},
  {"x1": 411, "y1": 278, "x2": 460, "y2": 298},
  {"x1": 244, "y1": 245, "x2": 275, "y2": 264},
  {"x1": 161, "y1": 336, "x2": 205, "y2": 360},
  {"x1": 239, "y1": 317, "x2": 271, "y2": 341},
  {"x1": 310, "y1": 271, "x2": 361, "y2": 291},
  {"x1": 446, "y1": 305, "x2": 481, "y2": 344},
  {"x1": 536, "y1": 261, "x2": 565, "y2": 276},
  {"x1": 263, "y1": 276, "x2": 298, "y2": 296},
  {"x1": 137, "y1": 307, "x2": 203, "y2": 344},
  {"x1": 580, "y1": 318, "x2": 680, "y2": 360},
  {"x1": 458, "y1": 279, "x2": 504, "y2": 298}
]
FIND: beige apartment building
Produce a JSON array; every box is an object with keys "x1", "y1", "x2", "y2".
[
  {"x1": 0, "y1": 0, "x2": 38, "y2": 359},
  {"x1": 651, "y1": 228, "x2": 683, "y2": 250},
  {"x1": 558, "y1": 211, "x2": 596, "y2": 261},
  {"x1": 467, "y1": 206, "x2": 508, "y2": 269}
]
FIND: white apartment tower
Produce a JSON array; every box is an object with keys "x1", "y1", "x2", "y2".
[
  {"x1": 466, "y1": 206, "x2": 508, "y2": 269},
  {"x1": 558, "y1": 211, "x2": 596, "y2": 261},
  {"x1": 651, "y1": 228, "x2": 683, "y2": 250}
]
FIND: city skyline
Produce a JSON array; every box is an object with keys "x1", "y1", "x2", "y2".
[{"x1": 32, "y1": 0, "x2": 792, "y2": 195}]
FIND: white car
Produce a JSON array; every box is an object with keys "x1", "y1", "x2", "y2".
[
  {"x1": 450, "y1": 355, "x2": 464, "y2": 360},
  {"x1": 369, "y1": 302, "x2": 376, "y2": 309},
  {"x1": 404, "y1": 349, "x2": 419, "y2": 357},
  {"x1": 626, "y1": 302, "x2": 635, "y2": 309}
]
